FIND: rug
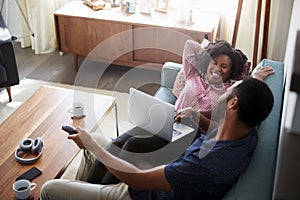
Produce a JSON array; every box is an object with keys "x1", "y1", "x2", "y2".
[{"x1": 0, "y1": 78, "x2": 130, "y2": 180}]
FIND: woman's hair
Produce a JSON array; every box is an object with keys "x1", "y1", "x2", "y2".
[
  {"x1": 230, "y1": 77, "x2": 274, "y2": 127},
  {"x1": 195, "y1": 40, "x2": 246, "y2": 80}
]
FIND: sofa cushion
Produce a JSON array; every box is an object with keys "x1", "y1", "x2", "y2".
[
  {"x1": 154, "y1": 86, "x2": 177, "y2": 105},
  {"x1": 0, "y1": 27, "x2": 11, "y2": 42}
]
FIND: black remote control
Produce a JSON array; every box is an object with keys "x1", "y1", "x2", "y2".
[{"x1": 62, "y1": 125, "x2": 78, "y2": 135}]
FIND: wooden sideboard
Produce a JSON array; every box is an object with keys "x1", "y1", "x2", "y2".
[{"x1": 54, "y1": 1, "x2": 220, "y2": 71}]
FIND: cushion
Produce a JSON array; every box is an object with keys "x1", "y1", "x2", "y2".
[{"x1": 0, "y1": 27, "x2": 11, "y2": 41}]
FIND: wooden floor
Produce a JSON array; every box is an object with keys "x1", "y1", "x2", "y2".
[
  {"x1": 14, "y1": 42, "x2": 161, "y2": 95},
  {"x1": 13, "y1": 42, "x2": 300, "y2": 200}
]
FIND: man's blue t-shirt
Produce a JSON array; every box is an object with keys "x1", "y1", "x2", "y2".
[{"x1": 129, "y1": 127, "x2": 258, "y2": 200}]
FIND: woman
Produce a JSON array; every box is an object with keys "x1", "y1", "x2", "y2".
[{"x1": 173, "y1": 39, "x2": 246, "y2": 132}]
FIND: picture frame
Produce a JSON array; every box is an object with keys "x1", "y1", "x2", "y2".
[
  {"x1": 139, "y1": 0, "x2": 152, "y2": 14},
  {"x1": 154, "y1": 0, "x2": 169, "y2": 13}
]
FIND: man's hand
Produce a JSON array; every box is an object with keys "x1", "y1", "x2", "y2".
[
  {"x1": 251, "y1": 66, "x2": 274, "y2": 81},
  {"x1": 67, "y1": 127, "x2": 96, "y2": 151}
]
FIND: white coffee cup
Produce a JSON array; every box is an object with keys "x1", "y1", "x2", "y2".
[
  {"x1": 12, "y1": 179, "x2": 36, "y2": 200},
  {"x1": 68, "y1": 102, "x2": 84, "y2": 117}
]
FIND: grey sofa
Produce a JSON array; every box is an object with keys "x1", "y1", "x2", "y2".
[
  {"x1": 0, "y1": 12, "x2": 19, "y2": 102},
  {"x1": 154, "y1": 59, "x2": 285, "y2": 199}
]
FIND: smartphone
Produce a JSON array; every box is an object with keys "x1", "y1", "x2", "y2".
[{"x1": 16, "y1": 167, "x2": 42, "y2": 181}]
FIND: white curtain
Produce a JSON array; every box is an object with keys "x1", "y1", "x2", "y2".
[
  {"x1": 268, "y1": 0, "x2": 293, "y2": 61},
  {"x1": 19, "y1": 0, "x2": 72, "y2": 54},
  {"x1": 236, "y1": 0, "x2": 293, "y2": 63}
]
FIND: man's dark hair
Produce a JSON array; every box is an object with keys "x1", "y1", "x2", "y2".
[{"x1": 230, "y1": 77, "x2": 274, "y2": 127}]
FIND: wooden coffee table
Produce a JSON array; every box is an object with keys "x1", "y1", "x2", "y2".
[{"x1": 0, "y1": 85, "x2": 117, "y2": 199}]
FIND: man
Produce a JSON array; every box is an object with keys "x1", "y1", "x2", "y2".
[{"x1": 40, "y1": 77, "x2": 274, "y2": 200}]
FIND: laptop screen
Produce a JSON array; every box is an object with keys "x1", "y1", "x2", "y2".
[{"x1": 128, "y1": 88, "x2": 175, "y2": 141}]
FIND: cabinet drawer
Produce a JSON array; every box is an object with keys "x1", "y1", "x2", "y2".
[
  {"x1": 57, "y1": 16, "x2": 132, "y2": 63},
  {"x1": 58, "y1": 16, "x2": 90, "y2": 55}
]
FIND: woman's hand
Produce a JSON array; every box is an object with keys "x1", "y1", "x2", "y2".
[
  {"x1": 174, "y1": 107, "x2": 199, "y2": 122},
  {"x1": 251, "y1": 66, "x2": 274, "y2": 81}
]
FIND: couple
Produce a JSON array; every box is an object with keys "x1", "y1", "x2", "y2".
[
  {"x1": 41, "y1": 77, "x2": 274, "y2": 199},
  {"x1": 40, "y1": 39, "x2": 275, "y2": 199}
]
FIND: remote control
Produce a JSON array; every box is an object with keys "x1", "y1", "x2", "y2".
[{"x1": 62, "y1": 125, "x2": 78, "y2": 135}]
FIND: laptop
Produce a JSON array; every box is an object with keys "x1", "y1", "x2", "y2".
[{"x1": 125, "y1": 88, "x2": 194, "y2": 142}]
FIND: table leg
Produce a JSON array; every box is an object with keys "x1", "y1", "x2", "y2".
[
  {"x1": 73, "y1": 54, "x2": 78, "y2": 72},
  {"x1": 114, "y1": 103, "x2": 119, "y2": 137},
  {"x1": 6, "y1": 86, "x2": 12, "y2": 102}
]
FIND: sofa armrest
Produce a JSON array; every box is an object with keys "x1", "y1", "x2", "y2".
[
  {"x1": 223, "y1": 59, "x2": 285, "y2": 200},
  {"x1": 154, "y1": 62, "x2": 182, "y2": 105},
  {"x1": 0, "y1": 63, "x2": 7, "y2": 84},
  {"x1": 160, "y1": 62, "x2": 183, "y2": 88}
]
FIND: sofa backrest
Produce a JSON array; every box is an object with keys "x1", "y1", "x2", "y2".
[{"x1": 222, "y1": 59, "x2": 285, "y2": 200}]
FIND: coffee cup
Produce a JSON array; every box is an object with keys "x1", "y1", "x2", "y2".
[
  {"x1": 68, "y1": 102, "x2": 84, "y2": 118},
  {"x1": 12, "y1": 179, "x2": 36, "y2": 200}
]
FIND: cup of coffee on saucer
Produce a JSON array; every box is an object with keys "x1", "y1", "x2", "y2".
[
  {"x1": 68, "y1": 102, "x2": 85, "y2": 119},
  {"x1": 12, "y1": 179, "x2": 36, "y2": 200}
]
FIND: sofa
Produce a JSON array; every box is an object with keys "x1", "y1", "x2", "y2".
[
  {"x1": 154, "y1": 59, "x2": 285, "y2": 199},
  {"x1": 0, "y1": 12, "x2": 19, "y2": 102}
]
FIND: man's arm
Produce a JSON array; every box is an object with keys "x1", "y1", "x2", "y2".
[
  {"x1": 251, "y1": 66, "x2": 274, "y2": 81},
  {"x1": 68, "y1": 127, "x2": 172, "y2": 191}
]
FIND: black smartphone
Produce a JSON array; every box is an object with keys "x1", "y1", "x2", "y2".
[{"x1": 16, "y1": 167, "x2": 42, "y2": 181}]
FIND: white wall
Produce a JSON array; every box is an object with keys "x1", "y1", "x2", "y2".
[
  {"x1": 281, "y1": 0, "x2": 300, "y2": 135},
  {"x1": 1, "y1": 0, "x2": 24, "y2": 39},
  {"x1": 273, "y1": 0, "x2": 300, "y2": 198},
  {"x1": 171, "y1": 0, "x2": 257, "y2": 61},
  {"x1": 191, "y1": 0, "x2": 241, "y2": 43},
  {"x1": 186, "y1": 0, "x2": 293, "y2": 65}
]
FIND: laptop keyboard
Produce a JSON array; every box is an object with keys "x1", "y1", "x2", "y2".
[{"x1": 172, "y1": 128, "x2": 182, "y2": 137}]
